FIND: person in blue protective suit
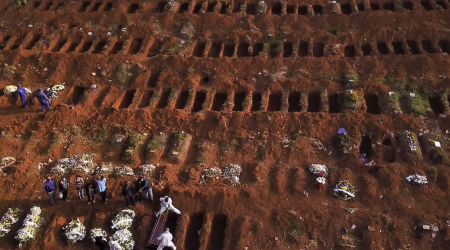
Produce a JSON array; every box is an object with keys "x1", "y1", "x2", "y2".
[
  {"x1": 35, "y1": 88, "x2": 51, "y2": 111},
  {"x1": 16, "y1": 84, "x2": 27, "y2": 108}
]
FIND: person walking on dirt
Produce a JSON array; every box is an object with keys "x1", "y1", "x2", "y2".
[
  {"x1": 74, "y1": 175, "x2": 85, "y2": 199},
  {"x1": 85, "y1": 182, "x2": 97, "y2": 204},
  {"x1": 135, "y1": 176, "x2": 153, "y2": 203},
  {"x1": 98, "y1": 176, "x2": 107, "y2": 204},
  {"x1": 16, "y1": 84, "x2": 27, "y2": 109},
  {"x1": 108, "y1": 236, "x2": 122, "y2": 250},
  {"x1": 59, "y1": 177, "x2": 71, "y2": 201},
  {"x1": 94, "y1": 236, "x2": 108, "y2": 250},
  {"x1": 44, "y1": 176, "x2": 57, "y2": 206},
  {"x1": 122, "y1": 181, "x2": 135, "y2": 207},
  {"x1": 157, "y1": 228, "x2": 176, "y2": 250},
  {"x1": 156, "y1": 196, "x2": 181, "y2": 217},
  {"x1": 35, "y1": 88, "x2": 51, "y2": 111}
]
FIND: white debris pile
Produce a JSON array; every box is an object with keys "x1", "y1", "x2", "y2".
[
  {"x1": 136, "y1": 164, "x2": 156, "y2": 175},
  {"x1": 0, "y1": 157, "x2": 16, "y2": 168},
  {"x1": 223, "y1": 164, "x2": 242, "y2": 185},
  {"x1": 3, "y1": 85, "x2": 32, "y2": 94},
  {"x1": 202, "y1": 167, "x2": 222, "y2": 178},
  {"x1": 50, "y1": 153, "x2": 95, "y2": 175},
  {"x1": 406, "y1": 174, "x2": 428, "y2": 185},
  {"x1": 113, "y1": 166, "x2": 134, "y2": 176},
  {"x1": 308, "y1": 164, "x2": 329, "y2": 176},
  {"x1": 62, "y1": 218, "x2": 86, "y2": 244},
  {"x1": 111, "y1": 209, "x2": 135, "y2": 231},
  {"x1": 94, "y1": 163, "x2": 114, "y2": 175}
]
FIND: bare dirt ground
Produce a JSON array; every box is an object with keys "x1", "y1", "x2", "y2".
[{"x1": 0, "y1": 0, "x2": 450, "y2": 249}]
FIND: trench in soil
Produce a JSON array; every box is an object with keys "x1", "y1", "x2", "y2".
[
  {"x1": 128, "y1": 38, "x2": 143, "y2": 54},
  {"x1": 328, "y1": 93, "x2": 341, "y2": 113},
  {"x1": 25, "y1": 33, "x2": 41, "y2": 50},
  {"x1": 165, "y1": 212, "x2": 179, "y2": 238},
  {"x1": 421, "y1": 40, "x2": 435, "y2": 53},
  {"x1": 272, "y1": 3, "x2": 282, "y2": 14},
  {"x1": 207, "y1": 2, "x2": 217, "y2": 12},
  {"x1": 91, "y1": 2, "x2": 102, "y2": 12},
  {"x1": 407, "y1": 40, "x2": 420, "y2": 54},
  {"x1": 246, "y1": 4, "x2": 256, "y2": 14},
  {"x1": 313, "y1": 5, "x2": 322, "y2": 14},
  {"x1": 268, "y1": 166, "x2": 280, "y2": 193},
  {"x1": 208, "y1": 43, "x2": 222, "y2": 57},
  {"x1": 78, "y1": 40, "x2": 93, "y2": 53},
  {"x1": 148, "y1": 70, "x2": 160, "y2": 88},
  {"x1": 193, "y1": 42, "x2": 206, "y2": 57},
  {"x1": 403, "y1": 1, "x2": 413, "y2": 9},
  {"x1": 298, "y1": 41, "x2": 308, "y2": 56},
  {"x1": 364, "y1": 94, "x2": 381, "y2": 114},
  {"x1": 361, "y1": 44, "x2": 372, "y2": 56},
  {"x1": 206, "y1": 214, "x2": 227, "y2": 250},
  {"x1": 68, "y1": 86, "x2": 85, "y2": 105},
  {"x1": 382, "y1": 137, "x2": 396, "y2": 163},
  {"x1": 128, "y1": 3, "x2": 139, "y2": 13},
  {"x1": 175, "y1": 90, "x2": 189, "y2": 109},
  {"x1": 193, "y1": 3, "x2": 202, "y2": 14},
  {"x1": 237, "y1": 43, "x2": 250, "y2": 57},
  {"x1": 341, "y1": 3, "x2": 352, "y2": 14},
  {"x1": 184, "y1": 213, "x2": 204, "y2": 250},
  {"x1": 383, "y1": 3, "x2": 395, "y2": 11},
  {"x1": 392, "y1": 41, "x2": 405, "y2": 54},
  {"x1": 0, "y1": 36, "x2": 11, "y2": 50},
  {"x1": 192, "y1": 91, "x2": 206, "y2": 112},
  {"x1": 377, "y1": 42, "x2": 389, "y2": 55},
  {"x1": 252, "y1": 43, "x2": 263, "y2": 56},
  {"x1": 357, "y1": 3, "x2": 365, "y2": 11},
  {"x1": 66, "y1": 40, "x2": 80, "y2": 52},
  {"x1": 10, "y1": 36, "x2": 23, "y2": 50},
  {"x1": 439, "y1": 40, "x2": 450, "y2": 53},
  {"x1": 51, "y1": 38, "x2": 67, "y2": 52},
  {"x1": 79, "y1": 1, "x2": 91, "y2": 12},
  {"x1": 157, "y1": 89, "x2": 172, "y2": 109},
  {"x1": 43, "y1": 1, "x2": 53, "y2": 11},
  {"x1": 370, "y1": 3, "x2": 381, "y2": 10},
  {"x1": 359, "y1": 135, "x2": 373, "y2": 159},
  {"x1": 211, "y1": 93, "x2": 226, "y2": 111},
  {"x1": 139, "y1": 90, "x2": 154, "y2": 108},
  {"x1": 421, "y1": 0, "x2": 433, "y2": 10},
  {"x1": 92, "y1": 40, "x2": 107, "y2": 54},
  {"x1": 110, "y1": 41, "x2": 124, "y2": 54},
  {"x1": 232, "y1": 92, "x2": 245, "y2": 111},
  {"x1": 179, "y1": 3, "x2": 189, "y2": 13},
  {"x1": 148, "y1": 41, "x2": 163, "y2": 57},
  {"x1": 119, "y1": 89, "x2": 136, "y2": 109},
  {"x1": 283, "y1": 42, "x2": 293, "y2": 57},
  {"x1": 307, "y1": 91, "x2": 321, "y2": 112},
  {"x1": 312, "y1": 43, "x2": 324, "y2": 57},
  {"x1": 288, "y1": 92, "x2": 301, "y2": 112},
  {"x1": 251, "y1": 92, "x2": 261, "y2": 111},
  {"x1": 298, "y1": 6, "x2": 307, "y2": 15},
  {"x1": 268, "y1": 92, "x2": 282, "y2": 111},
  {"x1": 104, "y1": 2, "x2": 113, "y2": 11},
  {"x1": 223, "y1": 44, "x2": 235, "y2": 57},
  {"x1": 429, "y1": 95, "x2": 445, "y2": 114},
  {"x1": 344, "y1": 45, "x2": 356, "y2": 57},
  {"x1": 94, "y1": 87, "x2": 111, "y2": 107}
]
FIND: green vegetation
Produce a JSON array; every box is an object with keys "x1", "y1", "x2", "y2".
[
  {"x1": 113, "y1": 64, "x2": 133, "y2": 86},
  {"x1": 3, "y1": 65, "x2": 16, "y2": 74},
  {"x1": 405, "y1": 94, "x2": 428, "y2": 116},
  {"x1": 256, "y1": 144, "x2": 266, "y2": 160},
  {"x1": 11, "y1": 0, "x2": 28, "y2": 7},
  {"x1": 336, "y1": 132, "x2": 352, "y2": 157},
  {"x1": 288, "y1": 224, "x2": 303, "y2": 241},
  {"x1": 174, "y1": 132, "x2": 187, "y2": 143},
  {"x1": 385, "y1": 92, "x2": 401, "y2": 112},
  {"x1": 146, "y1": 133, "x2": 166, "y2": 151},
  {"x1": 328, "y1": 27, "x2": 341, "y2": 36},
  {"x1": 92, "y1": 127, "x2": 111, "y2": 144},
  {"x1": 341, "y1": 90, "x2": 359, "y2": 110},
  {"x1": 123, "y1": 133, "x2": 143, "y2": 161}
]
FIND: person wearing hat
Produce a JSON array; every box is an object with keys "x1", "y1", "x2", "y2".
[
  {"x1": 35, "y1": 88, "x2": 51, "y2": 111},
  {"x1": 157, "y1": 228, "x2": 176, "y2": 250},
  {"x1": 156, "y1": 196, "x2": 181, "y2": 217},
  {"x1": 16, "y1": 84, "x2": 27, "y2": 108}
]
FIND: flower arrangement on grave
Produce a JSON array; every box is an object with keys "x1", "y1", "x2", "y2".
[
  {"x1": 62, "y1": 218, "x2": 86, "y2": 244},
  {"x1": 15, "y1": 206, "x2": 44, "y2": 247},
  {"x1": 0, "y1": 208, "x2": 21, "y2": 237},
  {"x1": 90, "y1": 228, "x2": 107, "y2": 243},
  {"x1": 111, "y1": 209, "x2": 135, "y2": 231},
  {"x1": 334, "y1": 181, "x2": 356, "y2": 200}
]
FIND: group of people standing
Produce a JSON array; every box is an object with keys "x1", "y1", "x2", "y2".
[{"x1": 14, "y1": 83, "x2": 51, "y2": 111}]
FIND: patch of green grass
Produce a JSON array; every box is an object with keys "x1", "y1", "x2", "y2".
[
  {"x1": 146, "y1": 133, "x2": 166, "y2": 151},
  {"x1": 341, "y1": 91, "x2": 359, "y2": 110},
  {"x1": 340, "y1": 72, "x2": 359, "y2": 89},
  {"x1": 336, "y1": 133, "x2": 352, "y2": 157},
  {"x1": 328, "y1": 27, "x2": 341, "y2": 36},
  {"x1": 169, "y1": 89, "x2": 178, "y2": 100},
  {"x1": 385, "y1": 92, "x2": 401, "y2": 112},
  {"x1": 113, "y1": 64, "x2": 133, "y2": 85},
  {"x1": 240, "y1": 3, "x2": 246, "y2": 12},
  {"x1": 288, "y1": 224, "x2": 303, "y2": 241},
  {"x1": 403, "y1": 94, "x2": 428, "y2": 116},
  {"x1": 174, "y1": 132, "x2": 186, "y2": 143},
  {"x1": 92, "y1": 128, "x2": 109, "y2": 143},
  {"x1": 185, "y1": 67, "x2": 194, "y2": 77}
]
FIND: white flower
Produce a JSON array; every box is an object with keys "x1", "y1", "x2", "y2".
[
  {"x1": 63, "y1": 218, "x2": 86, "y2": 244},
  {"x1": 112, "y1": 229, "x2": 135, "y2": 250},
  {"x1": 90, "y1": 228, "x2": 107, "y2": 243},
  {"x1": 111, "y1": 209, "x2": 135, "y2": 231}
]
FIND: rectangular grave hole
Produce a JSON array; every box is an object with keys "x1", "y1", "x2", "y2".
[
  {"x1": 233, "y1": 91, "x2": 245, "y2": 111},
  {"x1": 53, "y1": 2, "x2": 64, "y2": 10},
  {"x1": 184, "y1": 213, "x2": 204, "y2": 250},
  {"x1": 207, "y1": 2, "x2": 217, "y2": 12},
  {"x1": 66, "y1": 41, "x2": 79, "y2": 52},
  {"x1": 220, "y1": 2, "x2": 228, "y2": 13},
  {"x1": 206, "y1": 214, "x2": 227, "y2": 250},
  {"x1": 328, "y1": 93, "x2": 341, "y2": 113},
  {"x1": 286, "y1": 5, "x2": 295, "y2": 13},
  {"x1": 298, "y1": 5, "x2": 307, "y2": 15},
  {"x1": 139, "y1": 90, "x2": 154, "y2": 108},
  {"x1": 392, "y1": 41, "x2": 404, "y2": 54},
  {"x1": 25, "y1": 34, "x2": 41, "y2": 50},
  {"x1": 211, "y1": 93, "x2": 226, "y2": 111},
  {"x1": 157, "y1": 89, "x2": 172, "y2": 109},
  {"x1": 359, "y1": 135, "x2": 373, "y2": 160},
  {"x1": 10, "y1": 37, "x2": 23, "y2": 50},
  {"x1": 377, "y1": 42, "x2": 389, "y2": 55},
  {"x1": 313, "y1": 43, "x2": 324, "y2": 57},
  {"x1": 341, "y1": 3, "x2": 352, "y2": 14},
  {"x1": 179, "y1": 2, "x2": 190, "y2": 12},
  {"x1": 148, "y1": 71, "x2": 160, "y2": 88},
  {"x1": 383, "y1": 2, "x2": 395, "y2": 11},
  {"x1": 175, "y1": 90, "x2": 189, "y2": 109},
  {"x1": 313, "y1": 5, "x2": 322, "y2": 14},
  {"x1": 402, "y1": 1, "x2": 413, "y2": 9},
  {"x1": 156, "y1": 1, "x2": 167, "y2": 12},
  {"x1": 44, "y1": 1, "x2": 53, "y2": 11},
  {"x1": 165, "y1": 213, "x2": 179, "y2": 238},
  {"x1": 357, "y1": 3, "x2": 365, "y2": 11},
  {"x1": 288, "y1": 92, "x2": 301, "y2": 112},
  {"x1": 78, "y1": 41, "x2": 93, "y2": 53},
  {"x1": 370, "y1": 3, "x2": 381, "y2": 10},
  {"x1": 307, "y1": 91, "x2": 321, "y2": 112},
  {"x1": 407, "y1": 40, "x2": 420, "y2": 54},
  {"x1": 421, "y1": 40, "x2": 435, "y2": 53},
  {"x1": 267, "y1": 92, "x2": 282, "y2": 111},
  {"x1": 251, "y1": 92, "x2": 261, "y2": 111},
  {"x1": 119, "y1": 89, "x2": 136, "y2": 109},
  {"x1": 252, "y1": 43, "x2": 263, "y2": 56},
  {"x1": 364, "y1": 94, "x2": 381, "y2": 114},
  {"x1": 246, "y1": 4, "x2": 256, "y2": 14},
  {"x1": 92, "y1": 40, "x2": 106, "y2": 54},
  {"x1": 34, "y1": 1, "x2": 41, "y2": 9},
  {"x1": 148, "y1": 42, "x2": 162, "y2": 57},
  {"x1": 192, "y1": 91, "x2": 207, "y2": 112},
  {"x1": 269, "y1": 43, "x2": 280, "y2": 58},
  {"x1": 79, "y1": 1, "x2": 90, "y2": 12},
  {"x1": 91, "y1": 2, "x2": 102, "y2": 11},
  {"x1": 128, "y1": 3, "x2": 138, "y2": 13},
  {"x1": 283, "y1": 42, "x2": 293, "y2": 57},
  {"x1": 193, "y1": 3, "x2": 202, "y2": 13},
  {"x1": 69, "y1": 86, "x2": 85, "y2": 105},
  {"x1": 223, "y1": 44, "x2": 235, "y2": 57},
  {"x1": 232, "y1": 3, "x2": 241, "y2": 12},
  {"x1": 420, "y1": 0, "x2": 433, "y2": 10},
  {"x1": 110, "y1": 41, "x2": 124, "y2": 54},
  {"x1": 208, "y1": 43, "x2": 222, "y2": 57},
  {"x1": 439, "y1": 40, "x2": 450, "y2": 53},
  {"x1": 0, "y1": 36, "x2": 11, "y2": 50},
  {"x1": 429, "y1": 95, "x2": 445, "y2": 114},
  {"x1": 344, "y1": 45, "x2": 356, "y2": 57},
  {"x1": 436, "y1": 0, "x2": 449, "y2": 9},
  {"x1": 128, "y1": 38, "x2": 142, "y2": 54},
  {"x1": 298, "y1": 41, "x2": 308, "y2": 56},
  {"x1": 193, "y1": 42, "x2": 206, "y2": 57},
  {"x1": 237, "y1": 43, "x2": 250, "y2": 57},
  {"x1": 103, "y1": 2, "x2": 113, "y2": 11},
  {"x1": 272, "y1": 3, "x2": 282, "y2": 14}
]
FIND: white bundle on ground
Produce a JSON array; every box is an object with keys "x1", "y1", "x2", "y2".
[
  {"x1": 223, "y1": 163, "x2": 242, "y2": 186},
  {"x1": 62, "y1": 218, "x2": 86, "y2": 244},
  {"x1": 0, "y1": 208, "x2": 21, "y2": 237},
  {"x1": 94, "y1": 163, "x2": 114, "y2": 175},
  {"x1": 3, "y1": 85, "x2": 17, "y2": 94},
  {"x1": 0, "y1": 157, "x2": 16, "y2": 168},
  {"x1": 90, "y1": 228, "x2": 107, "y2": 243},
  {"x1": 51, "y1": 85, "x2": 65, "y2": 91},
  {"x1": 50, "y1": 153, "x2": 95, "y2": 175},
  {"x1": 406, "y1": 174, "x2": 428, "y2": 185},
  {"x1": 202, "y1": 167, "x2": 222, "y2": 178},
  {"x1": 136, "y1": 164, "x2": 156, "y2": 175},
  {"x1": 111, "y1": 209, "x2": 135, "y2": 231},
  {"x1": 308, "y1": 164, "x2": 329, "y2": 176},
  {"x1": 15, "y1": 206, "x2": 44, "y2": 247},
  {"x1": 113, "y1": 166, "x2": 134, "y2": 176},
  {"x1": 112, "y1": 229, "x2": 135, "y2": 250}
]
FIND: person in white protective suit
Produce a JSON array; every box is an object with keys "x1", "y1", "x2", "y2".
[
  {"x1": 108, "y1": 236, "x2": 122, "y2": 250},
  {"x1": 157, "y1": 228, "x2": 176, "y2": 250},
  {"x1": 156, "y1": 196, "x2": 181, "y2": 217}
]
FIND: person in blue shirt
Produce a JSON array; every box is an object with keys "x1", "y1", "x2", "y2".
[
  {"x1": 43, "y1": 176, "x2": 57, "y2": 206},
  {"x1": 35, "y1": 88, "x2": 51, "y2": 111},
  {"x1": 16, "y1": 84, "x2": 27, "y2": 108},
  {"x1": 97, "y1": 176, "x2": 107, "y2": 204}
]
